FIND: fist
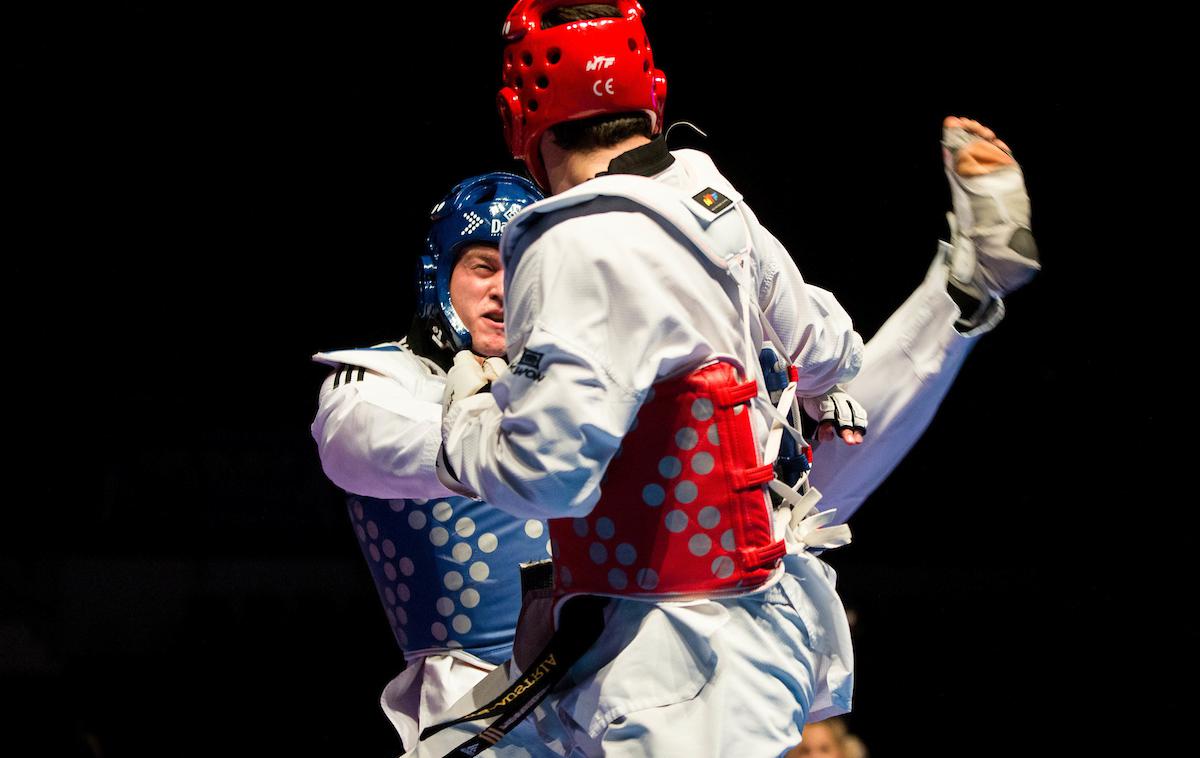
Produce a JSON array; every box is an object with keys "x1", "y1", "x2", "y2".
[
  {"x1": 802, "y1": 387, "x2": 867, "y2": 446},
  {"x1": 942, "y1": 115, "x2": 1017, "y2": 177},
  {"x1": 443, "y1": 351, "x2": 509, "y2": 410}
]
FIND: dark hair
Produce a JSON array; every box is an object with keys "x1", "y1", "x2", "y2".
[
  {"x1": 547, "y1": 112, "x2": 652, "y2": 152},
  {"x1": 540, "y1": 5, "x2": 652, "y2": 151},
  {"x1": 541, "y1": 4, "x2": 620, "y2": 28}
]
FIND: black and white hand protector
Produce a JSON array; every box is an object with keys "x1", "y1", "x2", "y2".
[{"x1": 802, "y1": 386, "x2": 868, "y2": 436}]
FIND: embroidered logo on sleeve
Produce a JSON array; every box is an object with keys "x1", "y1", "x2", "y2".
[
  {"x1": 692, "y1": 187, "x2": 732, "y2": 214},
  {"x1": 511, "y1": 349, "x2": 545, "y2": 382}
]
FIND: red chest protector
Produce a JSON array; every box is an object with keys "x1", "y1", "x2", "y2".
[{"x1": 550, "y1": 361, "x2": 785, "y2": 601}]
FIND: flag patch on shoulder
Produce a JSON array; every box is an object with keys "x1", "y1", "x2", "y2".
[{"x1": 692, "y1": 187, "x2": 732, "y2": 214}]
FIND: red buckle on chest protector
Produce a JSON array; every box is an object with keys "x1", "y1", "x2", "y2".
[
  {"x1": 732, "y1": 464, "x2": 775, "y2": 491},
  {"x1": 713, "y1": 380, "x2": 758, "y2": 408},
  {"x1": 741, "y1": 539, "x2": 787, "y2": 571}
]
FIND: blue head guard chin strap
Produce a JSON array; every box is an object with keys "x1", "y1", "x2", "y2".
[{"x1": 417, "y1": 172, "x2": 544, "y2": 352}]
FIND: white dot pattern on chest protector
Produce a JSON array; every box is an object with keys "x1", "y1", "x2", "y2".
[
  {"x1": 615, "y1": 543, "x2": 637, "y2": 566},
  {"x1": 589, "y1": 542, "x2": 607, "y2": 564},
  {"x1": 595, "y1": 517, "x2": 615, "y2": 540},
  {"x1": 658, "y1": 456, "x2": 682, "y2": 478},
  {"x1": 675, "y1": 427, "x2": 699, "y2": 450},
  {"x1": 387, "y1": 499, "x2": 405, "y2": 512},
  {"x1": 469, "y1": 561, "x2": 490, "y2": 581},
  {"x1": 354, "y1": 524, "x2": 366, "y2": 543},
  {"x1": 477, "y1": 532, "x2": 498, "y2": 553},
  {"x1": 452, "y1": 615, "x2": 472, "y2": 634},
  {"x1": 664, "y1": 510, "x2": 688, "y2": 532},
  {"x1": 674, "y1": 480, "x2": 698, "y2": 504},
  {"x1": 697, "y1": 506, "x2": 721, "y2": 529},
  {"x1": 691, "y1": 452, "x2": 715, "y2": 475},
  {"x1": 431, "y1": 622, "x2": 447, "y2": 641},
  {"x1": 572, "y1": 519, "x2": 588, "y2": 537},
  {"x1": 721, "y1": 529, "x2": 736, "y2": 552},
  {"x1": 636, "y1": 568, "x2": 659, "y2": 590},
  {"x1": 691, "y1": 398, "x2": 714, "y2": 421},
  {"x1": 352, "y1": 501, "x2": 364, "y2": 521},
  {"x1": 432, "y1": 501, "x2": 454, "y2": 522},
  {"x1": 711, "y1": 555, "x2": 735, "y2": 579},
  {"x1": 642, "y1": 484, "x2": 665, "y2": 506},
  {"x1": 688, "y1": 533, "x2": 712, "y2": 557},
  {"x1": 356, "y1": 494, "x2": 557, "y2": 664},
  {"x1": 608, "y1": 568, "x2": 628, "y2": 590},
  {"x1": 707, "y1": 423, "x2": 720, "y2": 445},
  {"x1": 455, "y1": 517, "x2": 476, "y2": 538},
  {"x1": 398, "y1": 557, "x2": 415, "y2": 576},
  {"x1": 366, "y1": 520, "x2": 379, "y2": 540}
]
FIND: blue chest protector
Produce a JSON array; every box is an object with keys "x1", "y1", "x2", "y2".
[{"x1": 347, "y1": 494, "x2": 551, "y2": 665}]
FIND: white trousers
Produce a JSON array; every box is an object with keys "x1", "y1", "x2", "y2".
[
  {"x1": 387, "y1": 653, "x2": 495, "y2": 754},
  {"x1": 409, "y1": 552, "x2": 848, "y2": 758}
]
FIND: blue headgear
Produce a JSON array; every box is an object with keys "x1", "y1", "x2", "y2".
[{"x1": 417, "y1": 172, "x2": 543, "y2": 351}]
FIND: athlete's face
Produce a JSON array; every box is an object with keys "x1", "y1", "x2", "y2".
[
  {"x1": 793, "y1": 724, "x2": 842, "y2": 758},
  {"x1": 449, "y1": 243, "x2": 505, "y2": 357}
]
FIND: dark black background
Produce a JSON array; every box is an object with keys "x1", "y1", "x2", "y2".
[{"x1": 6, "y1": 3, "x2": 1174, "y2": 756}]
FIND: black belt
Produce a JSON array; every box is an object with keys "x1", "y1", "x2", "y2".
[{"x1": 420, "y1": 589, "x2": 607, "y2": 757}]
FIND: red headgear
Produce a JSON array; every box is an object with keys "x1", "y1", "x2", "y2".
[{"x1": 498, "y1": 0, "x2": 668, "y2": 189}]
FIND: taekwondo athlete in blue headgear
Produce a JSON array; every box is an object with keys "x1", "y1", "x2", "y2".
[{"x1": 310, "y1": 172, "x2": 549, "y2": 752}]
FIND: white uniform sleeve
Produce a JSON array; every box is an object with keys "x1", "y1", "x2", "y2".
[
  {"x1": 442, "y1": 206, "x2": 863, "y2": 520},
  {"x1": 312, "y1": 363, "x2": 456, "y2": 501},
  {"x1": 746, "y1": 205, "x2": 863, "y2": 396}
]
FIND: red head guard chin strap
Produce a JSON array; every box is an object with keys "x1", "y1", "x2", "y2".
[{"x1": 498, "y1": 0, "x2": 668, "y2": 190}]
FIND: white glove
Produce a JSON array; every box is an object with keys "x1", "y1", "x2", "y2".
[
  {"x1": 802, "y1": 386, "x2": 868, "y2": 436},
  {"x1": 942, "y1": 117, "x2": 1040, "y2": 298},
  {"x1": 442, "y1": 351, "x2": 509, "y2": 414}
]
